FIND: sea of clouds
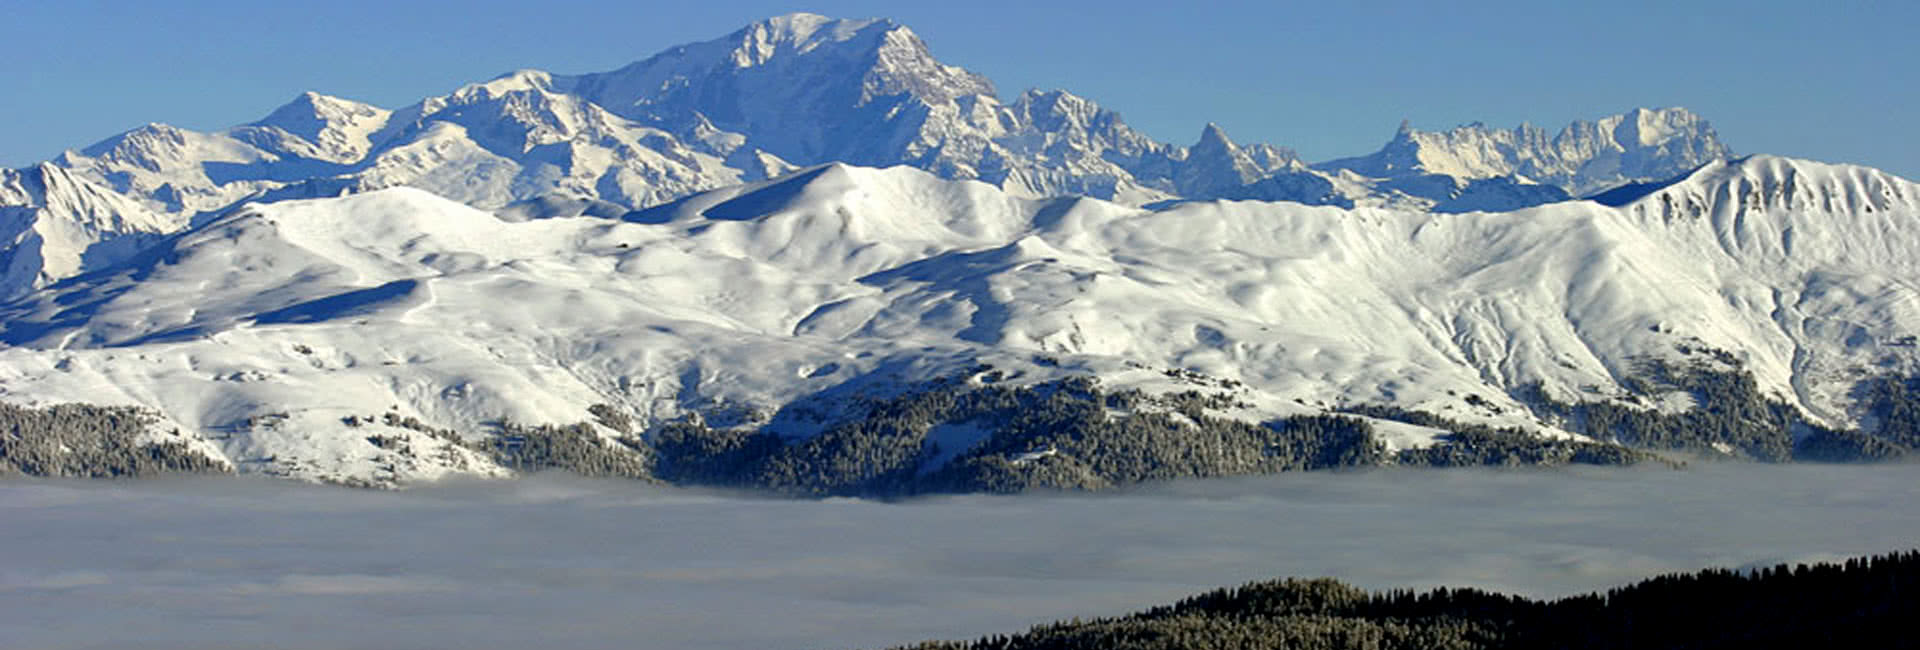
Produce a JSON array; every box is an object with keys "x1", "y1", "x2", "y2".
[{"x1": 5, "y1": 463, "x2": 1919, "y2": 649}]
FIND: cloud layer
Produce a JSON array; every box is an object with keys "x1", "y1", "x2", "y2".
[{"x1": 5, "y1": 464, "x2": 1920, "y2": 650}]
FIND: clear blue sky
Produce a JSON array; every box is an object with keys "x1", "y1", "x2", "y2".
[{"x1": 3, "y1": 0, "x2": 1914, "y2": 179}]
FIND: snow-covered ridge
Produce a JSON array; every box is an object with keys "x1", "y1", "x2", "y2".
[
  {"x1": 1622, "y1": 155, "x2": 1918, "y2": 221},
  {"x1": 244, "y1": 91, "x2": 394, "y2": 164},
  {"x1": 1318, "y1": 107, "x2": 1731, "y2": 197},
  {"x1": 0, "y1": 164, "x2": 175, "y2": 300},
  {"x1": 1, "y1": 13, "x2": 1741, "y2": 299},
  {"x1": 1, "y1": 157, "x2": 1916, "y2": 485}
]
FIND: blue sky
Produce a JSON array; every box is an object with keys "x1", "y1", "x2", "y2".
[{"x1": 3, "y1": 0, "x2": 1914, "y2": 178}]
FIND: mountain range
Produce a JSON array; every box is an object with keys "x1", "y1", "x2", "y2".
[
  {"x1": 3, "y1": 13, "x2": 1731, "y2": 301},
  {"x1": 6, "y1": 14, "x2": 1915, "y2": 490}
]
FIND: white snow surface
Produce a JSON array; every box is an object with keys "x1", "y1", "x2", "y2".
[
  {"x1": 1, "y1": 14, "x2": 1740, "y2": 303},
  {"x1": 0, "y1": 164, "x2": 177, "y2": 300},
  {"x1": 1318, "y1": 108, "x2": 1732, "y2": 197},
  {"x1": 1, "y1": 155, "x2": 1918, "y2": 485}
]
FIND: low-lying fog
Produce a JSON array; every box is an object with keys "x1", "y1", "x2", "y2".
[{"x1": 6, "y1": 463, "x2": 1919, "y2": 649}]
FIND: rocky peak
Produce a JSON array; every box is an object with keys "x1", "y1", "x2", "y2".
[
  {"x1": 861, "y1": 22, "x2": 996, "y2": 106},
  {"x1": 1195, "y1": 122, "x2": 1236, "y2": 151},
  {"x1": 1010, "y1": 90, "x2": 1129, "y2": 141},
  {"x1": 78, "y1": 123, "x2": 192, "y2": 169},
  {"x1": 1319, "y1": 107, "x2": 1733, "y2": 196},
  {"x1": 1177, "y1": 123, "x2": 1264, "y2": 195},
  {"x1": 738, "y1": 13, "x2": 890, "y2": 60},
  {"x1": 255, "y1": 92, "x2": 388, "y2": 135}
]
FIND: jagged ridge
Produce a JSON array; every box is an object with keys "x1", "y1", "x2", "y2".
[{"x1": 0, "y1": 13, "x2": 1734, "y2": 299}]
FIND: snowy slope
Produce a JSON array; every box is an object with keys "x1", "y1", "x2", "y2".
[
  {"x1": 348, "y1": 69, "x2": 751, "y2": 209},
  {"x1": 0, "y1": 164, "x2": 177, "y2": 299},
  {"x1": 0, "y1": 156, "x2": 1915, "y2": 486},
  {"x1": 244, "y1": 91, "x2": 394, "y2": 164}
]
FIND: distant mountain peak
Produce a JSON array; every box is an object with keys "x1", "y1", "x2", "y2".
[
  {"x1": 244, "y1": 90, "x2": 393, "y2": 164},
  {"x1": 7, "y1": 15, "x2": 1772, "y2": 300},
  {"x1": 1319, "y1": 106, "x2": 1732, "y2": 196},
  {"x1": 1609, "y1": 105, "x2": 1710, "y2": 149},
  {"x1": 464, "y1": 69, "x2": 557, "y2": 96},
  {"x1": 261, "y1": 90, "x2": 373, "y2": 117},
  {"x1": 550, "y1": 13, "x2": 994, "y2": 167},
  {"x1": 720, "y1": 14, "x2": 894, "y2": 67},
  {"x1": 1196, "y1": 122, "x2": 1235, "y2": 150},
  {"x1": 1177, "y1": 122, "x2": 1268, "y2": 196},
  {"x1": 253, "y1": 90, "x2": 387, "y2": 132},
  {"x1": 756, "y1": 13, "x2": 889, "y2": 44}
]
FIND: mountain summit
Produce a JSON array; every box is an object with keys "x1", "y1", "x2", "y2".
[
  {"x1": 7, "y1": 14, "x2": 1730, "y2": 297},
  {"x1": 1319, "y1": 107, "x2": 1732, "y2": 196},
  {"x1": 559, "y1": 14, "x2": 998, "y2": 165}
]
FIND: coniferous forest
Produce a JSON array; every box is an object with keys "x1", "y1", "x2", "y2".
[
  {"x1": 8, "y1": 361, "x2": 1920, "y2": 493},
  {"x1": 886, "y1": 550, "x2": 1920, "y2": 650},
  {"x1": 0, "y1": 402, "x2": 225, "y2": 478}
]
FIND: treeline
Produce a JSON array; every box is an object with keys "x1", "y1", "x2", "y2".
[
  {"x1": 1338, "y1": 404, "x2": 1659, "y2": 468},
  {"x1": 0, "y1": 402, "x2": 226, "y2": 477},
  {"x1": 324, "y1": 365, "x2": 1920, "y2": 490},
  {"x1": 0, "y1": 370, "x2": 1660, "y2": 491},
  {"x1": 888, "y1": 549, "x2": 1920, "y2": 649},
  {"x1": 345, "y1": 408, "x2": 656, "y2": 481},
  {"x1": 1804, "y1": 374, "x2": 1920, "y2": 460},
  {"x1": 479, "y1": 420, "x2": 655, "y2": 480},
  {"x1": 1522, "y1": 360, "x2": 1920, "y2": 463},
  {"x1": 12, "y1": 360, "x2": 1918, "y2": 490},
  {"x1": 642, "y1": 370, "x2": 1664, "y2": 497},
  {"x1": 650, "y1": 377, "x2": 1386, "y2": 497}
]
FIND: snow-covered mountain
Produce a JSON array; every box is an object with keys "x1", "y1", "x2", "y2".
[
  {"x1": 1319, "y1": 108, "x2": 1732, "y2": 198},
  {"x1": 31, "y1": 13, "x2": 1919, "y2": 490},
  {"x1": 2, "y1": 155, "x2": 1916, "y2": 486},
  {"x1": 3, "y1": 13, "x2": 1740, "y2": 300},
  {"x1": 0, "y1": 164, "x2": 176, "y2": 300}
]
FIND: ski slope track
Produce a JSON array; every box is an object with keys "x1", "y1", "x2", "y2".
[{"x1": 0, "y1": 155, "x2": 1917, "y2": 486}]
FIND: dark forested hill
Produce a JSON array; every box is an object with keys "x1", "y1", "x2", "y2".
[{"x1": 888, "y1": 550, "x2": 1920, "y2": 649}]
